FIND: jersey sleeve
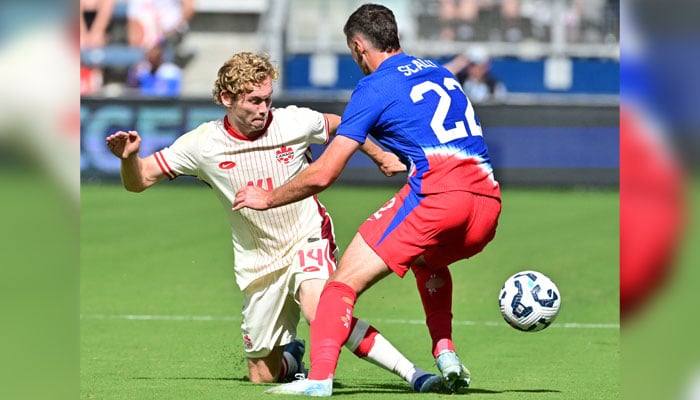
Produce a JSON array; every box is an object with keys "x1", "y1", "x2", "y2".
[
  {"x1": 154, "y1": 124, "x2": 203, "y2": 179},
  {"x1": 336, "y1": 83, "x2": 382, "y2": 144},
  {"x1": 279, "y1": 105, "x2": 330, "y2": 145}
]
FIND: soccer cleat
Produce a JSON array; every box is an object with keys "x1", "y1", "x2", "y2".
[
  {"x1": 435, "y1": 350, "x2": 471, "y2": 393},
  {"x1": 264, "y1": 378, "x2": 333, "y2": 396},
  {"x1": 412, "y1": 373, "x2": 445, "y2": 393},
  {"x1": 281, "y1": 339, "x2": 307, "y2": 382}
]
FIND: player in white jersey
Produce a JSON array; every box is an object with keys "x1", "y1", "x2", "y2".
[{"x1": 105, "y1": 52, "x2": 444, "y2": 392}]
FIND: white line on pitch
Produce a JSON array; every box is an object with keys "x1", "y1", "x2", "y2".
[{"x1": 80, "y1": 314, "x2": 618, "y2": 329}]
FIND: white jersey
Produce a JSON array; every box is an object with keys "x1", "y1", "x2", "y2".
[{"x1": 155, "y1": 106, "x2": 337, "y2": 290}]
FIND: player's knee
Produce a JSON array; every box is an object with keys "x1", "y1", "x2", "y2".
[
  {"x1": 247, "y1": 357, "x2": 279, "y2": 383},
  {"x1": 298, "y1": 279, "x2": 324, "y2": 322},
  {"x1": 248, "y1": 368, "x2": 278, "y2": 383},
  {"x1": 248, "y1": 374, "x2": 271, "y2": 384}
]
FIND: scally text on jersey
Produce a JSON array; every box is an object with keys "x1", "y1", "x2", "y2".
[{"x1": 397, "y1": 58, "x2": 439, "y2": 76}]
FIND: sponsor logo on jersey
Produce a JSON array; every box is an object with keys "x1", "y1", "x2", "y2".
[
  {"x1": 218, "y1": 161, "x2": 237, "y2": 169},
  {"x1": 276, "y1": 146, "x2": 294, "y2": 164}
]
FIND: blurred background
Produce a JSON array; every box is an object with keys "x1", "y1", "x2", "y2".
[
  {"x1": 80, "y1": 0, "x2": 620, "y2": 99},
  {"x1": 80, "y1": 0, "x2": 620, "y2": 188}
]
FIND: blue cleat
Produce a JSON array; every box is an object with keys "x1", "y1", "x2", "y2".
[
  {"x1": 265, "y1": 378, "x2": 333, "y2": 396},
  {"x1": 435, "y1": 350, "x2": 471, "y2": 393},
  {"x1": 412, "y1": 373, "x2": 445, "y2": 393}
]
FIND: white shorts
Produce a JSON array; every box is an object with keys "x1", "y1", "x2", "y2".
[{"x1": 240, "y1": 238, "x2": 337, "y2": 358}]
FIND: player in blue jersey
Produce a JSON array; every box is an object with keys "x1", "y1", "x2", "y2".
[{"x1": 233, "y1": 3, "x2": 501, "y2": 396}]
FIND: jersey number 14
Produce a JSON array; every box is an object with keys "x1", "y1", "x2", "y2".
[{"x1": 410, "y1": 77, "x2": 483, "y2": 143}]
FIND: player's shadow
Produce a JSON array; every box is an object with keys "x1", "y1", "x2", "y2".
[
  {"x1": 469, "y1": 388, "x2": 562, "y2": 395},
  {"x1": 133, "y1": 377, "x2": 561, "y2": 395},
  {"x1": 133, "y1": 376, "x2": 251, "y2": 383},
  {"x1": 334, "y1": 381, "x2": 561, "y2": 396}
]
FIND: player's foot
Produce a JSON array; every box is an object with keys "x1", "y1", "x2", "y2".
[
  {"x1": 281, "y1": 339, "x2": 307, "y2": 381},
  {"x1": 264, "y1": 378, "x2": 333, "y2": 396},
  {"x1": 412, "y1": 373, "x2": 445, "y2": 393},
  {"x1": 435, "y1": 350, "x2": 471, "y2": 393}
]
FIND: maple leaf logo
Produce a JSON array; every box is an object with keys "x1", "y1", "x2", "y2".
[
  {"x1": 276, "y1": 146, "x2": 294, "y2": 164},
  {"x1": 242, "y1": 334, "x2": 253, "y2": 349}
]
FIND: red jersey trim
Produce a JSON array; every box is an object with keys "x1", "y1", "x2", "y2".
[
  {"x1": 223, "y1": 113, "x2": 274, "y2": 141},
  {"x1": 154, "y1": 151, "x2": 177, "y2": 179},
  {"x1": 314, "y1": 195, "x2": 338, "y2": 268},
  {"x1": 323, "y1": 114, "x2": 331, "y2": 145}
]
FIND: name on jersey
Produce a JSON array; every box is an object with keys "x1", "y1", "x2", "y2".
[{"x1": 397, "y1": 58, "x2": 439, "y2": 76}]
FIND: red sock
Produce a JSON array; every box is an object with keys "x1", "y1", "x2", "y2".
[
  {"x1": 348, "y1": 318, "x2": 379, "y2": 358},
  {"x1": 308, "y1": 281, "x2": 357, "y2": 380},
  {"x1": 412, "y1": 265, "x2": 455, "y2": 357},
  {"x1": 277, "y1": 351, "x2": 296, "y2": 382}
]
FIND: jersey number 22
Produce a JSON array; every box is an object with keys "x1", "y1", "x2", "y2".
[{"x1": 409, "y1": 77, "x2": 483, "y2": 143}]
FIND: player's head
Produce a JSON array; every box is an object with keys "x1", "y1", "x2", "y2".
[
  {"x1": 213, "y1": 52, "x2": 278, "y2": 104},
  {"x1": 344, "y1": 4, "x2": 400, "y2": 52},
  {"x1": 344, "y1": 4, "x2": 401, "y2": 75},
  {"x1": 213, "y1": 53, "x2": 279, "y2": 135}
]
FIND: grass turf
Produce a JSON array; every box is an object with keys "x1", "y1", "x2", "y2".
[{"x1": 81, "y1": 183, "x2": 619, "y2": 399}]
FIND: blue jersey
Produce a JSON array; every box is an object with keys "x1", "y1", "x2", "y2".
[{"x1": 337, "y1": 53, "x2": 500, "y2": 197}]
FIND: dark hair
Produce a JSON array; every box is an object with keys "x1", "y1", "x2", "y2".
[{"x1": 343, "y1": 3, "x2": 401, "y2": 52}]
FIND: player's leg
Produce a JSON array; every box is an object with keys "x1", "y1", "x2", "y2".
[
  {"x1": 344, "y1": 317, "x2": 444, "y2": 392},
  {"x1": 411, "y1": 253, "x2": 473, "y2": 393},
  {"x1": 417, "y1": 191, "x2": 502, "y2": 392},
  {"x1": 265, "y1": 234, "x2": 397, "y2": 395},
  {"x1": 306, "y1": 232, "x2": 393, "y2": 381},
  {"x1": 246, "y1": 347, "x2": 284, "y2": 383},
  {"x1": 353, "y1": 185, "x2": 459, "y2": 361},
  {"x1": 266, "y1": 188, "x2": 444, "y2": 395},
  {"x1": 411, "y1": 260, "x2": 471, "y2": 392},
  {"x1": 294, "y1": 248, "x2": 443, "y2": 392},
  {"x1": 241, "y1": 268, "x2": 306, "y2": 383},
  {"x1": 246, "y1": 341, "x2": 306, "y2": 383},
  {"x1": 411, "y1": 260, "x2": 455, "y2": 357}
]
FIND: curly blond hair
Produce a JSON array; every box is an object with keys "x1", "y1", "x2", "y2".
[{"x1": 212, "y1": 52, "x2": 279, "y2": 104}]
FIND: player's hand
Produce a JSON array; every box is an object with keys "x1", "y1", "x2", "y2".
[
  {"x1": 233, "y1": 185, "x2": 272, "y2": 211},
  {"x1": 106, "y1": 130, "x2": 141, "y2": 160},
  {"x1": 378, "y1": 151, "x2": 407, "y2": 177}
]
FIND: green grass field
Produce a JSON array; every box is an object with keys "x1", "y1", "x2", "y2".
[{"x1": 81, "y1": 183, "x2": 619, "y2": 399}]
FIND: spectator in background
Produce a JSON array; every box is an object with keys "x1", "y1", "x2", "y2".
[
  {"x1": 499, "y1": 0, "x2": 524, "y2": 42},
  {"x1": 439, "y1": 0, "x2": 480, "y2": 41},
  {"x1": 125, "y1": 39, "x2": 183, "y2": 97},
  {"x1": 80, "y1": 0, "x2": 115, "y2": 48},
  {"x1": 444, "y1": 46, "x2": 507, "y2": 102},
  {"x1": 80, "y1": 0, "x2": 115, "y2": 95},
  {"x1": 126, "y1": 0, "x2": 195, "y2": 64}
]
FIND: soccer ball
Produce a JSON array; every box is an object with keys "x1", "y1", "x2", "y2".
[{"x1": 498, "y1": 270, "x2": 561, "y2": 332}]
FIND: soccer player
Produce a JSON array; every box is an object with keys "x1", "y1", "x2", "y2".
[
  {"x1": 105, "y1": 52, "x2": 444, "y2": 392},
  {"x1": 233, "y1": 4, "x2": 502, "y2": 396}
]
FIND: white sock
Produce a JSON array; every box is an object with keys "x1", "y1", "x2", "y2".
[
  {"x1": 367, "y1": 334, "x2": 429, "y2": 385},
  {"x1": 344, "y1": 319, "x2": 429, "y2": 385}
]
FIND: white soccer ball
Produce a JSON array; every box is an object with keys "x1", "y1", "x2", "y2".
[{"x1": 498, "y1": 270, "x2": 561, "y2": 332}]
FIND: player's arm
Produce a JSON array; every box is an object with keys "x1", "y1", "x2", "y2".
[
  {"x1": 233, "y1": 135, "x2": 359, "y2": 211},
  {"x1": 106, "y1": 130, "x2": 166, "y2": 192},
  {"x1": 357, "y1": 138, "x2": 407, "y2": 177},
  {"x1": 443, "y1": 53, "x2": 469, "y2": 76},
  {"x1": 323, "y1": 113, "x2": 341, "y2": 136},
  {"x1": 323, "y1": 113, "x2": 405, "y2": 177}
]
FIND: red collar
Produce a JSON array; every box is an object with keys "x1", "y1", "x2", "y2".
[{"x1": 223, "y1": 113, "x2": 273, "y2": 141}]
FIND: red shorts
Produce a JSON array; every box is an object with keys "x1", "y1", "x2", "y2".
[{"x1": 358, "y1": 185, "x2": 501, "y2": 277}]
